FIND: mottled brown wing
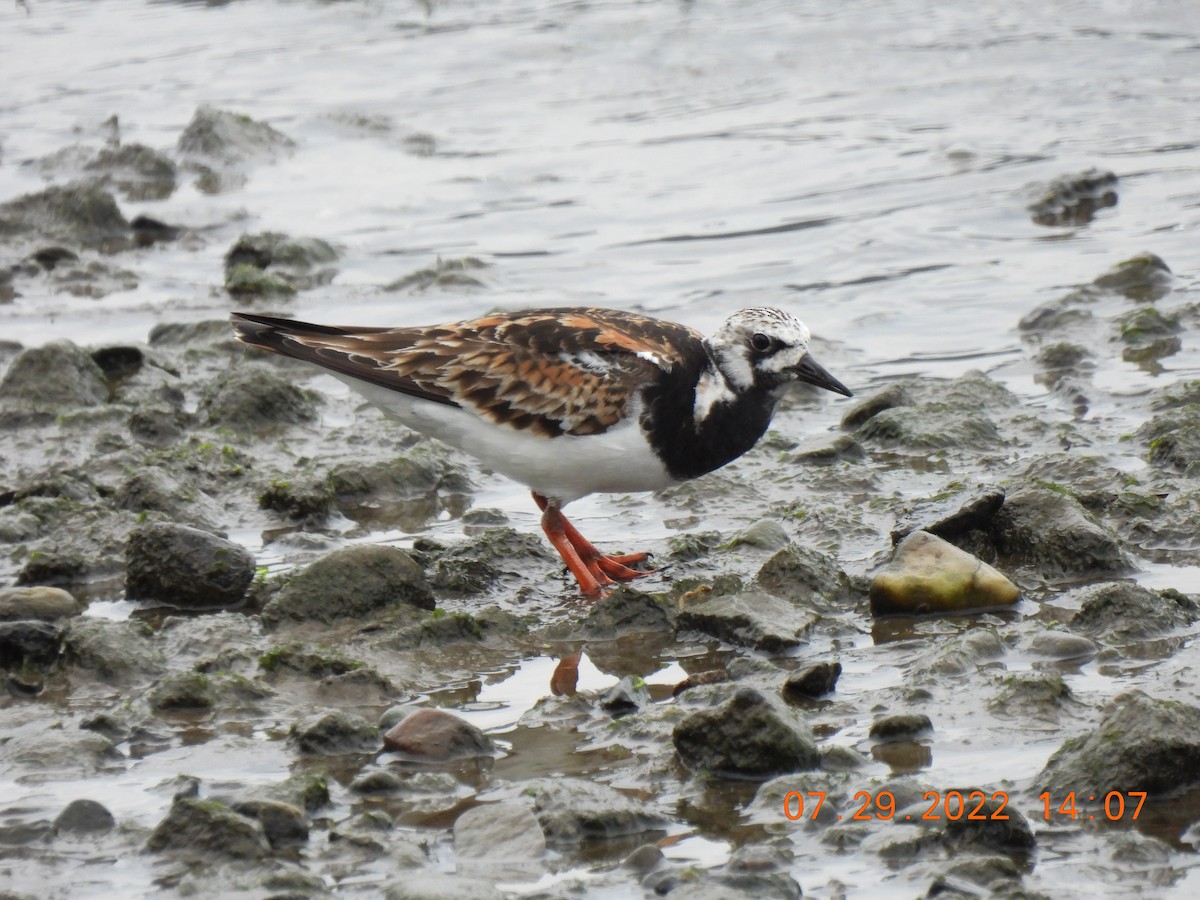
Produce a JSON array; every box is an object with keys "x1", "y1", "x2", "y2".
[{"x1": 231, "y1": 308, "x2": 704, "y2": 437}]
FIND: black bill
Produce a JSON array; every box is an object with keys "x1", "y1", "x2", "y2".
[{"x1": 789, "y1": 354, "x2": 853, "y2": 397}]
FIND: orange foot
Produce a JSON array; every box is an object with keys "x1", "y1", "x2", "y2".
[{"x1": 533, "y1": 491, "x2": 653, "y2": 598}]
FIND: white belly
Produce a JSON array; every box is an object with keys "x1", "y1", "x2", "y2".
[{"x1": 339, "y1": 377, "x2": 677, "y2": 505}]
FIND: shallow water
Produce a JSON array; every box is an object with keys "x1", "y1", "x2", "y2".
[{"x1": 3, "y1": 0, "x2": 1200, "y2": 896}]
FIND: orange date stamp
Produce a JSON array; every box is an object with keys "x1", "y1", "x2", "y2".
[{"x1": 781, "y1": 789, "x2": 1147, "y2": 822}]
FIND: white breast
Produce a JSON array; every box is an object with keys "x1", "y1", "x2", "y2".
[{"x1": 337, "y1": 377, "x2": 677, "y2": 505}]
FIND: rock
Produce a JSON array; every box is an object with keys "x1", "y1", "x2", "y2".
[
  {"x1": 453, "y1": 803, "x2": 546, "y2": 870},
  {"x1": 870, "y1": 531, "x2": 1020, "y2": 615},
  {"x1": 384, "y1": 875, "x2": 504, "y2": 900},
  {"x1": 991, "y1": 486, "x2": 1130, "y2": 580},
  {"x1": 0, "y1": 341, "x2": 108, "y2": 409},
  {"x1": 200, "y1": 363, "x2": 318, "y2": 430},
  {"x1": 677, "y1": 590, "x2": 817, "y2": 652},
  {"x1": 258, "y1": 475, "x2": 334, "y2": 522},
  {"x1": 125, "y1": 522, "x2": 255, "y2": 609},
  {"x1": 990, "y1": 673, "x2": 1074, "y2": 719},
  {"x1": 731, "y1": 519, "x2": 790, "y2": 551},
  {"x1": 1139, "y1": 406, "x2": 1200, "y2": 476},
  {"x1": 856, "y1": 406, "x2": 1001, "y2": 451},
  {"x1": 1064, "y1": 581, "x2": 1197, "y2": 642},
  {"x1": 1025, "y1": 630, "x2": 1099, "y2": 662},
  {"x1": 230, "y1": 799, "x2": 308, "y2": 848},
  {"x1": 290, "y1": 709, "x2": 380, "y2": 755},
  {"x1": 146, "y1": 797, "x2": 270, "y2": 859},
  {"x1": 755, "y1": 543, "x2": 852, "y2": 604},
  {"x1": 524, "y1": 777, "x2": 667, "y2": 842},
  {"x1": 1039, "y1": 691, "x2": 1200, "y2": 796},
  {"x1": 0, "y1": 620, "x2": 62, "y2": 669},
  {"x1": 1, "y1": 729, "x2": 120, "y2": 776},
  {"x1": 942, "y1": 793, "x2": 1036, "y2": 857},
  {"x1": 421, "y1": 527, "x2": 554, "y2": 594},
  {"x1": 84, "y1": 142, "x2": 178, "y2": 201},
  {"x1": 0, "y1": 586, "x2": 80, "y2": 621},
  {"x1": 224, "y1": 232, "x2": 338, "y2": 297},
  {"x1": 0, "y1": 181, "x2": 130, "y2": 250},
  {"x1": 116, "y1": 466, "x2": 222, "y2": 529},
  {"x1": 600, "y1": 675, "x2": 649, "y2": 716},
  {"x1": 176, "y1": 105, "x2": 296, "y2": 192},
  {"x1": 1092, "y1": 253, "x2": 1173, "y2": 302},
  {"x1": 53, "y1": 799, "x2": 115, "y2": 835},
  {"x1": 674, "y1": 688, "x2": 819, "y2": 779},
  {"x1": 568, "y1": 586, "x2": 675, "y2": 637},
  {"x1": 890, "y1": 485, "x2": 1006, "y2": 545},
  {"x1": 383, "y1": 708, "x2": 495, "y2": 760},
  {"x1": 1028, "y1": 168, "x2": 1118, "y2": 227},
  {"x1": 869, "y1": 713, "x2": 933, "y2": 741},
  {"x1": 147, "y1": 671, "x2": 218, "y2": 711},
  {"x1": 385, "y1": 256, "x2": 488, "y2": 291},
  {"x1": 781, "y1": 661, "x2": 841, "y2": 701},
  {"x1": 63, "y1": 618, "x2": 165, "y2": 682},
  {"x1": 263, "y1": 544, "x2": 433, "y2": 625}
]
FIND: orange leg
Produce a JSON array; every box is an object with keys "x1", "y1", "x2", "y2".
[{"x1": 533, "y1": 492, "x2": 653, "y2": 597}]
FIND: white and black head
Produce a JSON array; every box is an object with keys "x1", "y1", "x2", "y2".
[{"x1": 706, "y1": 307, "x2": 853, "y2": 398}]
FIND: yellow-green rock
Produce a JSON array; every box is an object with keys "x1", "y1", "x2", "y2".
[{"x1": 870, "y1": 531, "x2": 1020, "y2": 616}]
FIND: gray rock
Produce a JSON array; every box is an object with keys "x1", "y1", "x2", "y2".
[
  {"x1": 146, "y1": 797, "x2": 269, "y2": 859},
  {"x1": 230, "y1": 799, "x2": 308, "y2": 848},
  {"x1": 262, "y1": 544, "x2": 434, "y2": 625},
  {"x1": 890, "y1": 485, "x2": 1006, "y2": 545},
  {"x1": 1138, "y1": 405, "x2": 1200, "y2": 476},
  {"x1": 870, "y1": 713, "x2": 933, "y2": 741},
  {"x1": 64, "y1": 617, "x2": 166, "y2": 682},
  {"x1": 674, "y1": 688, "x2": 819, "y2": 779},
  {"x1": 0, "y1": 620, "x2": 62, "y2": 669},
  {"x1": 1066, "y1": 581, "x2": 1197, "y2": 641},
  {"x1": 147, "y1": 671, "x2": 218, "y2": 711},
  {"x1": 0, "y1": 181, "x2": 130, "y2": 250},
  {"x1": 176, "y1": 105, "x2": 296, "y2": 193},
  {"x1": 290, "y1": 709, "x2": 380, "y2": 755},
  {"x1": 421, "y1": 527, "x2": 553, "y2": 594},
  {"x1": 384, "y1": 875, "x2": 503, "y2": 900},
  {"x1": 1028, "y1": 168, "x2": 1118, "y2": 227},
  {"x1": 53, "y1": 798, "x2": 115, "y2": 835},
  {"x1": 755, "y1": 542, "x2": 851, "y2": 605},
  {"x1": 869, "y1": 531, "x2": 1020, "y2": 615},
  {"x1": 569, "y1": 585, "x2": 675, "y2": 638},
  {"x1": 382, "y1": 708, "x2": 495, "y2": 761},
  {"x1": 677, "y1": 590, "x2": 816, "y2": 652},
  {"x1": 224, "y1": 232, "x2": 338, "y2": 297},
  {"x1": 453, "y1": 802, "x2": 545, "y2": 868},
  {"x1": 125, "y1": 522, "x2": 255, "y2": 609},
  {"x1": 990, "y1": 672, "x2": 1074, "y2": 719},
  {"x1": 200, "y1": 362, "x2": 318, "y2": 430},
  {"x1": 1025, "y1": 630, "x2": 1099, "y2": 662},
  {"x1": 1092, "y1": 252, "x2": 1173, "y2": 302},
  {"x1": 992, "y1": 485, "x2": 1129, "y2": 580},
  {"x1": 782, "y1": 661, "x2": 841, "y2": 701},
  {"x1": 84, "y1": 142, "x2": 178, "y2": 202},
  {"x1": 1039, "y1": 690, "x2": 1200, "y2": 796},
  {"x1": 524, "y1": 777, "x2": 667, "y2": 842},
  {"x1": 0, "y1": 341, "x2": 108, "y2": 409},
  {"x1": 116, "y1": 467, "x2": 222, "y2": 529},
  {"x1": 0, "y1": 586, "x2": 79, "y2": 621}
]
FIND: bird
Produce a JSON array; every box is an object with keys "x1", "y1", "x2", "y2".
[{"x1": 230, "y1": 306, "x2": 852, "y2": 597}]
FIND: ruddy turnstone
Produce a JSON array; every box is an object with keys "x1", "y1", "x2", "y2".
[{"x1": 231, "y1": 306, "x2": 852, "y2": 597}]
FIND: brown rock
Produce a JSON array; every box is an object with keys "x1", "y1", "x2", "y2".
[{"x1": 383, "y1": 708, "x2": 495, "y2": 761}]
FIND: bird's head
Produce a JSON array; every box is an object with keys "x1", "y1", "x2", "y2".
[{"x1": 707, "y1": 307, "x2": 853, "y2": 398}]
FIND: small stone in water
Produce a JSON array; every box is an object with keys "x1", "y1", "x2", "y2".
[
  {"x1": 383, "y1": 708, "x2": 495, "y2": 761},
  {"x1": 869, "y1": 530, "x2": 1019, "y2": 616}
]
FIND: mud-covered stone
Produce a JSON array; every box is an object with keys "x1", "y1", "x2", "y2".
[
  {"x1": 674, "y1": 688, "x2": 819, "y2": 779},
  {"x1": 0, "y1": 182, "x2": 130, "y2": 250},
  {"x1": 146, "y1": 797, "x2": 270, "y2": 859},
  {"x1": 382, "y1": 708, "x2": 495, "y2": 760},
  {"x1": 83, "y1": 142, "x2": 178, "y2": 201},
  {"x1": 1092, "y1": 253, "x2": 1173, "y2": 302},
  {"x1": 290, "y1": 709, "x2": 380, "y2": 755},
  {"x1": 870, "y1": 531, "x2": 1020, "y2": 615},
  {"x1": 989, "y1": 673, "x2": 1074, "y2": 719},
  {"x1": 782, "y1": 661, "x2": 841, "y2": 701},
  {"x1": 147, "y1": 671, "x2": 218, "y2": 711},
  {"x1": 0, "y1": 341, "x2": 108, "y2": 409},
  {"x1": 177, "y1": 105, "x2": 295, "y2": 192},
  {"x1": 230, "y1": 799, "x2": 308, "y2": 848},
  {"x1": 869, "y1": 713, "x2": 933, "y2": 741},
  {"x1": 755, "y1": 542, "x2": 851, "y2": 604},
  {"x1": 1138, "y1": 406, "x2": 1200, "y2": 476},
  {"x1": 262, "y1": 544, "x2": 433, "y2": 625},
  {"x1": 890, "y1": 486, "x2": 1006, "y2": 545},
  {"x1": 384, "y1": 875, "x2": 504, "y2": 900},
  {"x1": 63, "y1": 617, "x2": 166, "y2": 682},
  {"x1": 991, "y1": 485, "x2": 1129, "y2": 580},
  {"x1": 0, "y1": 586, "x2": 80, "y2": 621},
  {"x1": 200, "y1": 362, "x2": 318, "y2": 430},
  {"x1": 224, "y1": 232, "x2": 338, "y2": 297},
  {"x1": 0, "y1": 620, "x2": 62, "y2": 669},
  {"x1": 53, "y1": 798, "x2": 116, "y2": 835},
  {"x1": 1065, "y1": 581, "x2": 1197, "y2": 642},
  {"x1": 385, "y1": 256, "x2": 488, "y2": 291},
  {"x1": 453, "y1": 802, "x2": 546, "y2": 868},
  {"x1": 116, "y1": 466, "x2": 222, "y2": 529},
  {"x1": 677, "y1": 590, "x2": 817, "y2": 652},
  {"x1": 1028, "y1": 168, "x2": 1118, "y2": 227},
  {"x1": 1038, "y1": 691, "x2": 1200, "y2": 796},
  {"x1": 125, "y1": 522, "x2": 255, "y2": 609},
  {"x1": 523, "y1": 776, "x2": 667, "y2": 842}
]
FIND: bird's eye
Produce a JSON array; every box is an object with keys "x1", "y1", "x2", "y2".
[{"x1": 750, "y1": 332, "x2": 774, "y2": 353}]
